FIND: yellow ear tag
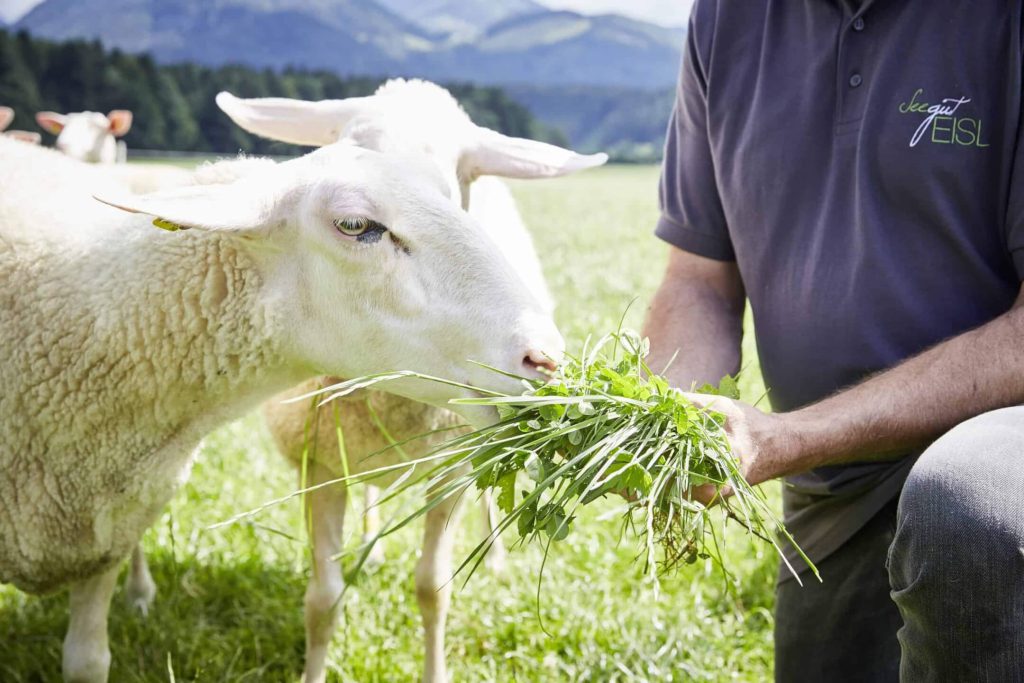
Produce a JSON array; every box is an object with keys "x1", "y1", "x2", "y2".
[{"x1": 152, "y1": 217, "x2": 188, "y2": 232}]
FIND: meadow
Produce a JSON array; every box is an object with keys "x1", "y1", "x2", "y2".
[{"x1": 0, "y1": 164, "x2": 781, "y2": 682}]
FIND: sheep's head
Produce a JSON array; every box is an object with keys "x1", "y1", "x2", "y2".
[
  {"x1": 95, "y1": 145, "x2": 563, "y2": 425},
  {"x1": 0, "y1": 107, "x2": 12, "y2": 132},
  {"x1": 36, "y1": 110, "x2": 132, "y2": 163},
  {"x1": 215, "y1": 80, "x2": 607, "y2": 210}
]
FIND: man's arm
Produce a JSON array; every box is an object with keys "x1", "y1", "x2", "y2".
[
  {"x1": 699, "y1": 285, "x2": 1024, "y2": 487},
  {"x1": 643, "y1": 245, "x2": 746, "y2": 389}
]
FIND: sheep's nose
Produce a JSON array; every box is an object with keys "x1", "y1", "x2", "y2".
[
  {"x1": 519, "y1": 322, "x2": 565, "y2": 377},
  {"x1": 523, "y1": 348, "x2": 558, "y2": 373}
]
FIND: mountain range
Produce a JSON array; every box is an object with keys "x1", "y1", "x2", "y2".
[
  {"x1": 13, "y1": 0, "x2": 684, "y2": 88},
  {"x1": 376, "y1": 0, "x2": 544, "y2": 41}
]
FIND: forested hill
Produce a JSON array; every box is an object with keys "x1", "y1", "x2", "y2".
[{"x1": 0, "y1": 29, "x2": 565, "y2": 156}]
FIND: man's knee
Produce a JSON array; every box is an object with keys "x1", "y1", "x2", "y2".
[
  {"x1": 889, "y1": 407, "x2": 1024, "y2": 679},
  {"x1": 895, "y1": 406, "x2": 1024, "y2": 550}
]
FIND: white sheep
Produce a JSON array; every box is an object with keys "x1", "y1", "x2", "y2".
[
  {"x1": 215, "y1": 78, "x2": 605, "y2": 683},
  {"x1": 33, "y1": 108, "x2": 194, "y2": 193},
  {"x1": 36, "y1": 109, "x2": 133, "y2": 163},
  {"x1": 0, "y1": 136, "x2": 563, "y2": 683},
  {"x1": 0, "y1": 105, "x2": 42, "y2": 144}
]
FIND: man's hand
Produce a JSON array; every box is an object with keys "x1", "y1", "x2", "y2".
[
  {"x1": 681, "y1": 392, "x2": 791, "y2": 504},
  {"x1": 615, "y1": 393, "x2": 786, "y2": 506}
]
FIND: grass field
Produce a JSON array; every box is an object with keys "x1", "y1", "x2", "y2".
[{"x1": 0, "y1": 164, "x2": 781, "y2": 682}]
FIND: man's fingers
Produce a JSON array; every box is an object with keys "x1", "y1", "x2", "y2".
[
  {"x1": 681, "y1": 391, "x2": 724, "y2": 411},
  {"x1": 690, "y1": 482, "x2": 734, "y2": 507},
  {"x1": 619, "y1": 482, "x2": 733, "y2": 508},
  {"x1": 692, "y1": 483, "x2": 716, "y2": 505}
]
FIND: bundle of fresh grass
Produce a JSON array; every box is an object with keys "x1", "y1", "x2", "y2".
[{"x1": 307, "y1": 329, "x2": 817, "y2": 588}]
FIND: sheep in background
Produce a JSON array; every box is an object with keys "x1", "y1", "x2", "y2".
[
  {"x1": 33, "y1": 108, "x2": 194, "y2": 193},
  {"x1": 36, "y1": 109, "x2": 133, "y2": 163},
  {"x1": 0, "y1": 105, "x2": 41, "y2": 144},
  {"x1": 216, "y1": 79, "x2": 605, "y2": 683},
  {"x1": 0, "y1": 136, "x2": 562, "y2": 683}
]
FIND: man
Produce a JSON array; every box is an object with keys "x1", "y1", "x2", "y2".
[{"x1": 643, "y1": 1, "x2": 1024, "y2": 680}]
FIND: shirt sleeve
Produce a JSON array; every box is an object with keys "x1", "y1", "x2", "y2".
[{"x1": 655, "y1": 0, "x2": 734, "y2": 261}]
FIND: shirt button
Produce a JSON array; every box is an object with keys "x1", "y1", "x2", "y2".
[
  {"x1": 849, "y1": 73, "x2": 863, "y2": 88},
  {"x1": 853, "y1": 17, "x2": 865, "y2": 31}
]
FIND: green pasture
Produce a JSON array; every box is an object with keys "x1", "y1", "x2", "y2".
[{"x1": 0, "y1": 164, "x2": 781, "y2": 682}]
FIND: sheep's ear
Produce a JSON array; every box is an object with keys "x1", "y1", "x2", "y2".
[
  {"x1": 0, "y1": 107, "x2": 12, "y2": 132},
  {"x1": 461, "y1": 127, "x2": 608, "y2": 181},
  {"x1": 93, "y1": 183, "x2": 269, "y2": 234},
  {"x1": 107, "y1": 110, "x2": 133, "y2": 137},
  {"x1": 36, "y1": 111, "x2": 66, "y2": 135},
  {"x1": 216, "y1": 91, "x2": 371, "y2": 147}
]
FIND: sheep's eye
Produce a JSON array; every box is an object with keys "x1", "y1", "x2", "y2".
[
  {"x1": 334, "y1": 217, "x2": 388, "y2": 243},
  {"x1": 335, "y1": 216, "x2": 373, "y2": 236}
]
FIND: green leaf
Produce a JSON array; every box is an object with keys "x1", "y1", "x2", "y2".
[
  {"x1": 524, "y1": 453, "x2": 544, "y2": 482},
  {"x1": 638, "y1": 336, "x2": 651, "y2": 358},
  {"x1": 475, "y1": 465, "x2": 498, "y2": 490},
  {"x1": 496, "y1": 404, "x2": 517, "y2": 421},
  {"x1": 517, "y1": 504, "x2": 536, "y2": 537},
  {"x1": 545, "y1": 509, "x2": 572, "y2": 541},
  {"x1": 673, "y1": 407, "x2": 689, "y2": 433},
  {"x1": 538, "y1": 403, "x2": 566, "y2": 421},
  {"x1": 718, "y1": 374, "x2": 741, "y2": 399},
  {"x1": 624, "y1": 464, "x2": 653, "y2": 496},
  {"x1": 496, "y1": 471, "x2": 517, "y2": 514}
]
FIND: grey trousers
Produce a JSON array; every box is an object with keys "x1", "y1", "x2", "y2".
[{"x1": 775, "y1": 407, "x2": 1024, "y2": 682}]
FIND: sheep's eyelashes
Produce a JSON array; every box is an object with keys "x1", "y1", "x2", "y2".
[
  {"x1": 331, "y1": 216, "x2": 408, "y2": 253},
  {"x1": 334, "y1": 216, "x2": 379, "y2": 236},
  {"x1": 334, "y1": 216, "x2": 392, "y2": 244}
]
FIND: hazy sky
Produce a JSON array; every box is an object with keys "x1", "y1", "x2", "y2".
[
  {"x1": 0, "y1": 0, "x2": 40, "y2": 23},
  {"x1": 1, "y1": 0, "x2": 695, "y2": 27}
]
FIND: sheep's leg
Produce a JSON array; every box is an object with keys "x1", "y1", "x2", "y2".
[
  {"x1": 124, "y1": 544, "x2": 156, "y2": 616},
  {"x1": 361, "y1": 484, "x2": 386, "y2": 566},
  {"x1": 416, "y1": 492, "x2": 464, "y2": 683},
  {"x1": 63, "y1": 563, "x2": 120, "y2": 683},
  {"x1": 481, "y1": 491, "x2": 507, "y2": 575},
  {"x1": 303, "y1": 462, "x2": 348, "y2": 683}
]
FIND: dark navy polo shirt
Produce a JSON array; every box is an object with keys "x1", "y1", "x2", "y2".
[{"x1": 656, "y1": 0, "x2": 1024, "y2": 576}]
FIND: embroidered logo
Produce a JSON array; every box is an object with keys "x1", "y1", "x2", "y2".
[{"x1": 898, "y1": 89, "x2": 989, "y2": 148}]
